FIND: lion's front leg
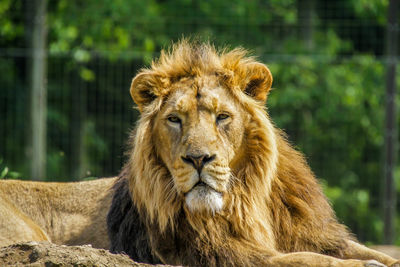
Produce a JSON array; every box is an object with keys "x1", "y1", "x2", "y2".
[
  {"x1": 267, "y1": 252, "x2": 389, "y2": 267},
  {"x1": 342, "y1": 240, "x2": 400, "y2": 267}
]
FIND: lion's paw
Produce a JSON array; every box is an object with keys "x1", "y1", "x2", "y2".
[
  {"x1": 389, "y1": 261, "x2": 400, "y2": 267},
  {"x1": 364, "y1": 260, "x2": 387, "y2": 267}
]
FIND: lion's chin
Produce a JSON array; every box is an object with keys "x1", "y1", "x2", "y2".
[{"x1": 185, "y1": 183, "x2": 223, "y2": 214}]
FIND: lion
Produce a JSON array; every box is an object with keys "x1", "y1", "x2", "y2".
[
  {"x1": 0, "y1": 177, "x2": 115, "y2": 249},
  {"x1": 107, "y1": 41, "x2": 400, "y2": 267}
]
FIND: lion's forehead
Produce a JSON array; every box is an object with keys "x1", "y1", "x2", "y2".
[{"x1": 169, "y1": 84, "x2": 234, "y2": 115}]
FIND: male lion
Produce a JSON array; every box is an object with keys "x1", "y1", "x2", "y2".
[
  {"x1": 107, "y1": 41, "x2": 400, "y2": 267},
  {"x1": 0, "y1": 177, "x2": 115, "y2": 249}
]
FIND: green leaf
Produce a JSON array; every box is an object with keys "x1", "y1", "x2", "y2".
[
  {"x1": 80, "y1": 67, "x2": 95, "y2": 82},
  {"x1": 1, "y1": 167, "x2": 8, "y2": 179}
]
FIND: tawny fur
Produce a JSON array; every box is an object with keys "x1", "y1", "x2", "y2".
[
  {"x1": 114, "y1": 40, "x2": 399, "y2": 267},
  {"x1": 0, "y1": 178, "x2": 115, "y2": 249}
]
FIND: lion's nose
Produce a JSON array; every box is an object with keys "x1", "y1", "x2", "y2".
[{"x1": 181, "y1": 154, "x2": 216, "y2": 173}]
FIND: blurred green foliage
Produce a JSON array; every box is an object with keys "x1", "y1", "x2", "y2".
[{"x1": 0, "y1": 0, "x2": 399, "y2": 244}]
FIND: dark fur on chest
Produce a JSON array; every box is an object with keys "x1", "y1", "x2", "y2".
[
  {"x1": 107, "y1": 177, "x2": 161, "y2": 264},
  {"x1": 107, "y1": 177, "x2": 222, "y2": 266}
]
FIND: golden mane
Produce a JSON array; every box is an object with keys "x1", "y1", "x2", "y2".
[{"x1": 126, "y1": 41, "x2": 277, "y2": 249}]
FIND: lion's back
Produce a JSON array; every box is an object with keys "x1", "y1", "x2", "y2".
[{"x1": 0, "y1": 184, "x2": 50, "y2": 247}]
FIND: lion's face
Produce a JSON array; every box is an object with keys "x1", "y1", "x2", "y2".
[
  {"x1": 129, "y1": 42, "x2": 274, "y2": 221},
  {"x1": 152, "y1": 76, "x2": 247, "y2": 213}
]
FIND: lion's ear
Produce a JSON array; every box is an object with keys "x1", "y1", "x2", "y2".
[
  {"x1": 243, "y1": 63, "x2": 273, "y2": 103},
  {"x1": 130, "y1": 72, "x2": 159, "y2": 112}
]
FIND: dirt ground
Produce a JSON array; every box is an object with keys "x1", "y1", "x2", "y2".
[
  {"x1": 0, "y1": 242, "x2": 173, "y2": 267},
  {"x1": 1, "y1": 241, "x2": 399, "y2": 267}
]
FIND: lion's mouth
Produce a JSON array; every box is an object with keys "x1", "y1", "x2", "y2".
[
  {"x1": 185, "y1": 180, "x2": 221, "y2": 195},
  {"x1": 184, "y1": 181, "x2": 207, "y2": 195},
  {"x1": 194, "y1": 181, "x2": 207, "y2": 188}
]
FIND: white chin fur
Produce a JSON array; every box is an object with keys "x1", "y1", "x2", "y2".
[{"x1": 185, "y1": 185, "x2": 223, "y2": 214}]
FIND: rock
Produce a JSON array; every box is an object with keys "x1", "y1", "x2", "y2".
[
  {"x1": 4, "y1": 242, "x2": 397, "y2": 267},
  {"x1": 0, "y1": 242, "x2": 175, "y2": 267}
]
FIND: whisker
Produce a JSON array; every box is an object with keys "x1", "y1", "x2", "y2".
[
  {"x1": 164, "y1": 179, "x2": 178, "y2": 202},
  {"x1": 174, "y1": 165, "x2": 186, "y2": 171},
  {"x1": 175, "y1": 170, "x2": 193, "y2": 177},
  {"x1": 214, "y1": 163, "x2": 229, "y2": 168},
  {"x1": 207, "y1": 170, "x2": 229, "y2": 176},
  {"x1": 208, "y1": 174, "x2": 229, "y2": 183},
  {"x1": 229, "y1": 172, "x2": 243, "y2": 188}
]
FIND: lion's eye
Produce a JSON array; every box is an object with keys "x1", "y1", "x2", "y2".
[
  {"x1": 167, "y1": 115, "x2": 181, "y2": 124},
  {"x1": 216, "y1": 113, "x2": 230, "y2": 122}
]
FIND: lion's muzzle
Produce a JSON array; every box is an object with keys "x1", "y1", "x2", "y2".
[{"x1": 180, "y1": 153, "x2": 225, "y2": 213}]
